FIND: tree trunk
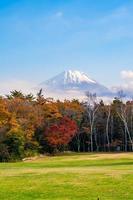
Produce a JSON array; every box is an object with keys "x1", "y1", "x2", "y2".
[{"x1": 106, "y1": 107, "x2": 111, "y2": 152}]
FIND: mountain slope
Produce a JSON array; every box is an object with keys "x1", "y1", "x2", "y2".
[{"x1": 38, "y1": 70, "x2": 112, "y2": 99}]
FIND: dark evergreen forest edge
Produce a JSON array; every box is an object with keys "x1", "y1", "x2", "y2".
[{"x1": 0, "y1": 89, "x2": 133, "y2": 162}]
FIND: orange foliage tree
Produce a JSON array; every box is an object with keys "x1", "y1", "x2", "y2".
[{"x1": 44, "y1": 116, "x2": 78, "y2": 152}]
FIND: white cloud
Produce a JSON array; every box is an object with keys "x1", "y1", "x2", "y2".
[
  {"x1": 0, "y1": 80, "x2": 36, "y2": 96},
  {"x1": 113, "y1": 70, "x2": 133, "y2": 97},
  {"x1": 121, "y1": 70, "x2": 133, "y2": 80}
]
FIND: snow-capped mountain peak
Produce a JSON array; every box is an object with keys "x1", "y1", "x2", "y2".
[
  {"x1": 64, "y1": 70, "x2": 96, "y2": 84},
  {"x1": 38, "y1": 69, "x2": 112, "y2": 99}
]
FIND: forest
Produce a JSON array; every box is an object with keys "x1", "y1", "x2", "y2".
[{"x1": 0, "y1": 89, "x2": 133, "y2": 161}]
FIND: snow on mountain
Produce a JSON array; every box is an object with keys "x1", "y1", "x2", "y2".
[
  {"x1": 38, "y1": 70, "x2": 113, "y2": 99},
  {"x1": 63, "y1": 70, "x2": 96, "y2": 84}
]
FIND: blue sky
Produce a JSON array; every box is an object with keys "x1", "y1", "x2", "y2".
[{"x1": 0, "y1": 0, "x2": 133, "y2": 92}]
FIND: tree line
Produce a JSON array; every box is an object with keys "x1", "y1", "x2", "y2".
[{"x1": 0, "y1": 89, "x2": 133, "y2": 161}]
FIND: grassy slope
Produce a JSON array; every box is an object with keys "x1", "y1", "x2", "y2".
[{"x1": 0, "y1": 153, "x2": 133, "y2": 200}]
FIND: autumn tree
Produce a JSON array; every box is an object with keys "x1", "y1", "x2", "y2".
[
  {"x1": 57, "y1": 99, "x2": 84, "y2": 152},
  {"x1": 44, "y1": 116, "x2": 78, "y2": 152}
]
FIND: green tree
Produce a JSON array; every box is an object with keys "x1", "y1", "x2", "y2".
[{"x1": 5, "y1": 128, "x2": 25, "y2": 160}]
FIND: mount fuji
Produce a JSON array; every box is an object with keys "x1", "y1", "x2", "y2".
[{"x1": 38, "y1": 70, "x2": 113, "y2": 99}]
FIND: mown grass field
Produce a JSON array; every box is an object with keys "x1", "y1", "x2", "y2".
[{"x1": 0, "y1": 153, "x2": 133, "y2": 200}]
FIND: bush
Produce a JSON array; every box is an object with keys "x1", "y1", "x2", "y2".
[
  {"x1": 4, "y1": 128, "x2": 25, "y2": 160},
  {"x1": 0, "y1": 143, "x2": 10, "y2": 162},
  {"x1": 24, "y1": 149, "x2": 39, "y2": 158}
]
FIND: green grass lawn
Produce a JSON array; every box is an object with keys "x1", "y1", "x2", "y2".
[{"x1": 0, "y1": 153, "x2": 133, "y2": 200}]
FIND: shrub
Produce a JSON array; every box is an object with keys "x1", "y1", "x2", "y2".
[
  {"x1": 0, "y1": 143, "x2": 10, "y2": 162},
  {"x1": 5, "y1": 128, "x2": 25, "y2": 160}
]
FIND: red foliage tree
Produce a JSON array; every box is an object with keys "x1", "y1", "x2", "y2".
[{"x1": 45, "y1": 116, "x2": 78, "y2": 149}]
